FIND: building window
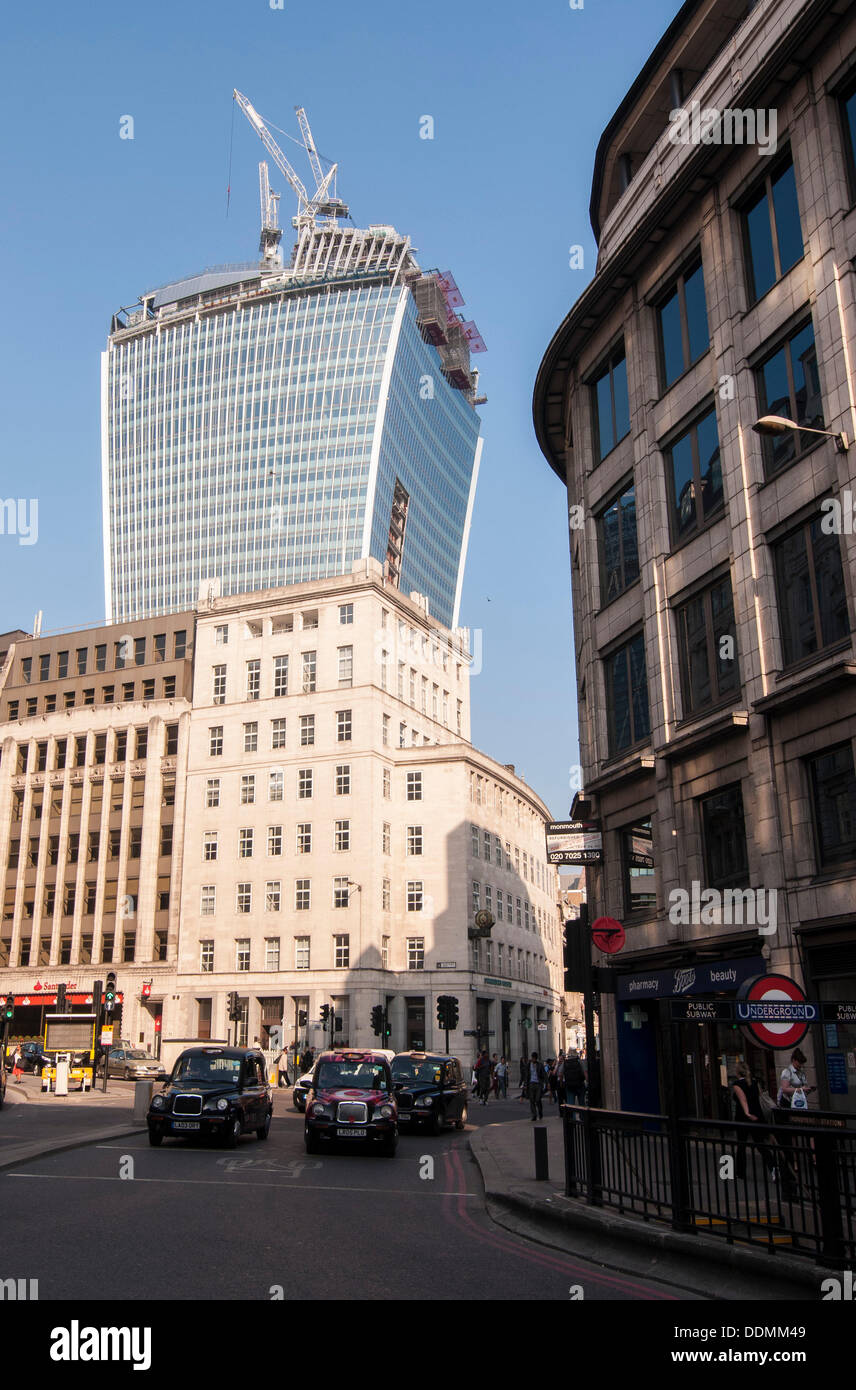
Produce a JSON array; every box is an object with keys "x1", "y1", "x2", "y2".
[
  {"x1": 842, "y1": 81, "x2": 856, "y2": 197},
  {"x1": 239, "y1": 828, "x2": 254, "y2": 859},
  {"x1": 606, "y1": 631, "x2": 650, "y2": 754},
  {"x1": 742, "y1": 156, "x2": 804, "y2": 302},
  {"x1": 236, "y1": 884, "x2": 252, "y2": 914},
  {"x1": 236, "y1": 939, "x2": 251, "y2": 972},
  {"x1": 295, "y1": 880, "x2": 311, "y2": 911},
  {"x1": 212, "y1": 665, "x2": 226, "y2": 705},
  {"x1": 496, "y1": 889, "x2": 504, "y2": 921},
  {"x1": 407, "y1": 936, "x2": 425, "y2": 969},
  {"x1": 382, "y1": 713, "x2": 390, "y2": 746},
  {"x1": 656, "y1": 259, "x2": 709, "y2": 390},
  {"x1": 206, "y1": 778, "x2": 220, "y2": 808},
  {"x1": 756, "y1": 320, "x2": 823, "y2": 478},
  {"x1": 483, "y1": 830, "x2": 491, "y2": 862},
  {"x1": 382, "y1": 767, "x2": 391, "y2": 800},
  {"x1": 699, "y1": 784, "x2": 748, "y2": 890},
  {"x1": 337, "y1": 646, "x2": 353, "y2": 686},
  {"x1": 472, "y1": 881, "x2": 481, "y2": 911},
  {"x1": 334, "y1": 932, "x2": 350, "y2": 966},
  {"x1": 336, "y1": 709, "x2": 352, "y2": 742},
  {"x1": 591, "y1": 347, "x2": 630, "y2": 462},
  {"x1": 269, "y1": 770, "x2": 284, "y2": 802},
  {"x1": 296, "y1": 823, "x2": 312, "y2": 854},
  {"x1": 407, "y1": 825, "x2": 423, "y2": 856},
  {"x1": 665, "y1": 404, "x2": 722, "y2": 544},
  {"x1": 209, "y1": 726, "x2": 223, "y2": 757},
  {"x1": 268, "y1": 825, "x2": 283, "y2": 856},
  {"x1": 76, "y1": 647, "x2": 87, "y2": 674},
  {"x1": 295, "y1": 936, "x2": 310, "y2": 969},
  {"x1": 174, "y1": 630, "x2": 187, "y2": 659},
  {"x1": 339, "y1": 603, "x2": 354, "y2": 626},
  {"x1": 243, "y1": 722, "x2": 258, "y2": 754},
  {"x1": 382, "y1": 935, "x2": 390, "y2": 968},
  {"x1": 621, "y1": 818, "x2": 656, "y2": 914},
  {"x1": 380, "y1": 650, "x2": 389, "y2": 691},
  {"x1": 200, "y1": 886, "x2": 216, "y2": 916},
  {"x1": 808, "y1": 744, "x2": 856, "y2": 869},
  {"x1": 200, "y1": 940, "x2": 214, "y2": 973},
  {"x1": 271, "y1": 718, "x2": 287, "y2": 750},
  {"x1": 336, "y1": 764, "x2": 351, "y2": 795},
  {"x1": 203, "y1": 832, "x2": 218, "y2": 862},
  {"x1": 598, "y1": 480, "x2": 639, "y2": 605},
  {"x1": 774, "y1": 516, "x2": 850, "y2": 667},
  {"x1": 246, "y1": 660, "x2": 260, "y2": 701},
  {"x1": 215, "y1": 624, "x2": 229, "y2": 645},
  {"x1": 383, "y1": 822, "x2": 391, "y2": 855},
  {"x1": 382, "y1": 880, "x2": 391, "y2": 913},
  {"x1": 334, "y1": 820, "x2": 350, "y2": 852},
  {"x1": 265, "y1": 881, "x2": 282, "y2": 913},
  {"x1": 407, "y1": 881, "x2": 423, "y2": 912},
  {"x1": 274, "y1": 656, "x2": 289, "y2": 697},
  {"x1": 298, "y1": 769, "x2": 313, "y2": 799},
  {"x1": 265, "y1": 937, "x2": 280, "y2": 970},
  {"x1": 302, "y1": 651, "x2": 316, "y2": 693},
  {"x1": 300, "y1": 715, "x2": 315, "y2": 746},
  {"x1": 135, "y1": 727, "x2": 147, "y2": 759},
  {"x1": 471, "y1": 824, "x2": 480, "y2": 857},
  {"x1": 676, "y1": 575, "x2": 739, "y2": 717},
  {"x1": 406, "y1": 771, "x2": 423, "y2": 801},
  {"x1": 240, "y1": 774, "x2": 255, "y2": 804}
]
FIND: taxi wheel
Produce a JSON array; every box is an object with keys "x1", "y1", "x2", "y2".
[
  {"x1": 455, "y1": 1105, "x2": 468, "y2": 1131},
  {"x1": 148, "y1": 1126, "x2": 163, "y2": 1147},
  {"x1": 256, "y1": 1111, "x2": 271, "y2": 1141},
  {"x1": 305, "y1": 1130, "x2": 319, "y2": 1154},
  {"x1": 432, "y1": 1107, "x2": 446, "y2": 1136},
  {"x1": 224, "y1": 1116, "x2": 242, "y2": 1149}
]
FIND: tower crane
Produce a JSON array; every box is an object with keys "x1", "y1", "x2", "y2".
[
  {"x1": 258, "y1": 161, "x2": 282, "y2": 266},
  {"x1": 233, "y1": 90, "x2": 350, "y2": 233}
]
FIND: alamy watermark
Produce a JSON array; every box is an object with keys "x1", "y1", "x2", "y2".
[
  {"x1": 0, "y1": 498, "x2": 38, "y2": 546},
  {"x1": 668, "y1": 882, "x2": 777, "y2": 935},
  {"x1": 668, "y1": 100, "x2": 777, "y2": 156}
]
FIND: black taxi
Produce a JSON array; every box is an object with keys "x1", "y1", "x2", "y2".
[
  {"x1": 391, "y1": 1052, "x2": 468, "y2": 1133},
  {"x1": 304, "y1": 1049, "x2": 398, "y2": 1156},
  {"x1": 147, "y1": 1046, "x2": 272, "y2": 1148}
]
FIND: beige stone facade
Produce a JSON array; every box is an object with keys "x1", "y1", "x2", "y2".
[{"x1": 534, "y1": 0, "x2": 856, "y2": 1115}]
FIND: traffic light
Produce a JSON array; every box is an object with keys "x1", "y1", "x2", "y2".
[
  {"x1": 319, "y1": 1004, "x2": 330, "y2": 1024},
  {"x1": 448, "y1": 997, "x2": 459, "y2": 1030},
  {"x1": 437, "y1": 996, "x2": 459, "y2": 1031},
  {"x1": 3, "y1": 995, "x2": 13, "y2": 1021},
  {"x1": 298, "y1": 1009, "x2": 307, "y2": 1027},
  {"x1": 56, "y1": 983, "x2": 67, "y2": 1012},
  {"x1": 104, "y1": 972, "x2": 117, "y2": 1014},
  {"x1": 437, "y1": 996, "x2": 448, "y2": 1029},
  {"x1": 371, "y1": 1005, "x2": 384, "y2": 1036},
  {"x1": 227, "y1": 991, "x2": 240, "y2": 1022}
]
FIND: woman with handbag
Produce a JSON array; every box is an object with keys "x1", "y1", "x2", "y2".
[
  {"x1": 732, "y1": 1062, "x2": 777, "y2": 1183},
  {"x1": 775, "y1": 1048, "x2": 814, "y2": 1197}
]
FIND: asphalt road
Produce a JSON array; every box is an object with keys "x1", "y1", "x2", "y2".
[{"x1": 1, "y1": 1094, "x2": 694, "y2": 1301}]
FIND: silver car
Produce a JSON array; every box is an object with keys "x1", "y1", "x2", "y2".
[{"x1": 103, "y1": 1048, "x2": 167, "y2": 1081}]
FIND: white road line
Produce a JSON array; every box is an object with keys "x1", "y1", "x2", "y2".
[{"x1": 6, "y1": 1172, "x2": 476, "y2": 1196}]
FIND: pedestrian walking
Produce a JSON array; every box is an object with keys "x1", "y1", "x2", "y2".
[
  {"x1": 494, "y1": 1056, "x2": 508, "y2": 1099},
  {"x1": 563, "y1": 1048, "x2": 587, "y2": 1107},
  {"x1": 275, "y1": 1048, "x2": 291, "y2": 1088},
  {"x1": 490, "y1": 1052, "x2": 500, "y2": 1096},
  {"x1": 732, "y1": 1061, "x2": 778, "y2": 1184},
  {"x1": 475, "y1": 1049, "x2": 492, "y2": 1105},
  {"x1": 776, "y1": 1047, "x2": 814, "y2": 1195},
  {"x1": 517, "y1": 1055, "x2": 528, "y2": 1101},
  {"x1": 526, "y1": 1052, "x2": 547, "y2": 1121},
  {"x1": 11, "y1": 1046, "x2": 23, "y2": 1084},
  {"x1": 300, "y1": 1046, "x2": 315, "y2": 1074}
]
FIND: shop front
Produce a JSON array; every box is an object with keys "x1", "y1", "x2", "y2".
[{"x1": 615, "y1": 953, "x2": 768, "y2": 1119}]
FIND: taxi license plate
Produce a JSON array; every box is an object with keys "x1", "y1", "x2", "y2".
[
  {"x1": 336, "y1": 1127, "x2": 366, "y2": 1137},
  {"x1": 172, "y1": 1121, "x2": 200, "y2": 1131},
  {"x1": 398, "y1": 1113, "x2": 410, "y2": 1121}
]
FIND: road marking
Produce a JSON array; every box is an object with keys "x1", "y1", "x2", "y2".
[{"x1": 6, "y1": 1172, "x2": 477, "y2": 1196}]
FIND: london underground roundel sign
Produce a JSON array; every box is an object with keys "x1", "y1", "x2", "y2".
[{"x1": 737, "y1": 973, "x2": 815, "y2": 1050}]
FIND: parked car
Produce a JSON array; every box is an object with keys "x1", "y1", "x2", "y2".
[
  {"x1": 292, "y1": 1071, "x2": 313, "y2": 1111},
  {"x1": 102, "y1": 1048, "x2": 167, "y2": 1082},
  {"x1": 19, "y1": 1042, "x2": 50, "y2": 1073},
  {"x1": 147, "y1": 1046, "x2": 272, "y2": 1148},
  {"x1": 391, "y1": 1053, "x2": 468, "y2": 1133},
  {"x1": 304, "y1": 1049, "x2": 398, "y2": 1156}
]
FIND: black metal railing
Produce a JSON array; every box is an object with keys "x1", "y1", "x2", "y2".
[{"x1": 561, "y1": 1104, "x2": 856, "y2": 1267}]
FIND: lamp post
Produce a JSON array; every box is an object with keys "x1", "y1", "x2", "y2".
[
  {"x1": 752, "y1": 414, "x2": 849, "y2": 453},
  {"x1": 346, "y1": 880, "x2": 362, "y2": 966}
]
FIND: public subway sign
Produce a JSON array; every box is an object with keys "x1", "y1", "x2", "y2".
[
  {"x1": 545, "y1": 820, "x2": 603, "y2": 865},
  {"x1": 737, "y1": 972, "x2": 812, "y2": 1050}
]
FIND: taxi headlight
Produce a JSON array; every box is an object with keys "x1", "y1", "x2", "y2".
[
  {"x1": 151, "y1": 1094, "x2": 165, "y2": 1109},
  {"x1": 217, "y1": 1098, "x2": 228, "y2": 1111},
  {"x1": 375, "y1": 1104, "x2": 395, "y2": 1119},
  {"x1": 417, "y1": 1095, "x2": 434, "y2": 1107}
]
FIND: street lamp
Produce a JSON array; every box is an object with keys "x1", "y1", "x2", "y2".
[
  {"x1": 346, "y1": 881, "x2": 363, "y2": 971},
  {"x1": 751, "y1": 414, "x2": 850, "y2": 453}
]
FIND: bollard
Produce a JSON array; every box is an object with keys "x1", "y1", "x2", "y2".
[
  {"x1": 134, "y1": 1080, "x2": 154, "y2": 1125},
  {"x1": 41, "y1": 1071, "x2": 50, "y2": 1093},
  {"x1": 534, "y1": 1124, "x2": 549, "y2": 1181}
]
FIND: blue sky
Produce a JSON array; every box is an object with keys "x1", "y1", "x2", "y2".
[{"x1": 1, "y1": 0, "x2": 679, "y2": 819}]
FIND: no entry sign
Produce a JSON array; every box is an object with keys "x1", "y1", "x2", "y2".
[
  {"x1": 591, "y1": 916, "x2": 626, "y2": 955},
  {"x1": 737, "y1": 973, "x2": 814, "y2": 1049}
]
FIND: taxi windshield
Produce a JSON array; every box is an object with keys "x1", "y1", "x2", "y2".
[
  {"x1": 392, "y1": 1057, "x2": 444, "y2": 1084},
  {"x1": 172, "y1": 1055, "x2": 242, "y2": 1085},
  {"x1": 126, "y1": 1051, "x2": 150, "y2": 1060},
  {"x1": 316, "y1": 1061, "x2": 388, "y2": 1091}
]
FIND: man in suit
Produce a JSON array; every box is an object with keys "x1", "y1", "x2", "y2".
[{"x1": 526, "y1": 1052, "x2": 547, "y2": 1120}]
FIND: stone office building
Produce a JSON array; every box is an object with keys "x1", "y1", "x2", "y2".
[
  {"x1": 173, "y1": 561, "x2": 564, "y2": 1063},
  {"x1": 534, "y1": 0, "x2": 856, "y2": 1115}
]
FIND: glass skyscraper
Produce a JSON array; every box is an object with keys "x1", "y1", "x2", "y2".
[{"x1": 102, "y1": 226, "x2": 482, "y2": 629}]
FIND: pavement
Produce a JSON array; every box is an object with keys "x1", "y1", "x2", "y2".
[
  {"x1": 0, "y1": 1072, "x2": 144, "y2": 1170},
  {"x1": 467, "y1": 1100, "x2": 819, "y2": 1296}
]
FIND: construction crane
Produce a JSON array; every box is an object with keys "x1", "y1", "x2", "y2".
[
  {"x1": 233, "y1": 90, "x2": 349, "y2": 232},
  {"x1": 258, "y1": 161, "x2": 282, "y2": 266}
]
